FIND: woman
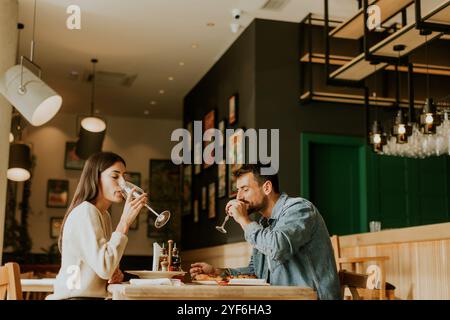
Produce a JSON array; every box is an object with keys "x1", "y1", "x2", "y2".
[{"x1": 46, "y1": 152, "x2": 147, "y2": 300}]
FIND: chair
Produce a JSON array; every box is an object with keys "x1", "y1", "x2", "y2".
[
  {"x1": 20, "y1": 271, "x2": 34, "y2": 300},
  {"x1": 338, "y1": 269, "x2": 396, "y2": 300},
  {"x1": 0, "y1": 262, "x2": 23, "y2": 300},
  {"x1": 330, "y1": 235, "x2": 391, "y2": 300}
]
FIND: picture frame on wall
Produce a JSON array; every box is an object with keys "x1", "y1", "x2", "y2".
[
  {"x1": 193, "y1": 199, "x2": 199, "y2": 223},
  {"x1": 203, "y1": 109, "x2": 216, "y2": 169},
  {"x1": 125, "y1": 172, "x2": 141, "y2": 187},
  {"x1": 47, "y1": 179, "x2": 69, "y2": 208},
  {"x1": 194, "y1": 141, "x2": 202, "y2": 175},
  {"x1": 208, "y1": 182, "x2": 216, "y2": 219},
  {"x1": 50, "y1": 217, "x2": 63, "y2": 239},
  {"x1": 187, "y1": 121, "x2": 193, "y2": 162},
  {"x1": 147, "y1": 159, "x2": 180, "y2": 240},
  {"x1": 228, "y1": 128, "x2": 245, "y2": 198},
  {"x1": 228, "y1": 94, "x2": 238, "y2": 126},
  {"x1": 64, "y1": 141, "x2": 85, "y2": 170},
  {"x1": 218, "y1": 160, "x2": 227, "y2": 198},
  {"x1": 201, "y1": 186, "x2": 207, "y2": 210},
  {"x1": 182, "y1": 165, "x2": 192, "y2": 216}
]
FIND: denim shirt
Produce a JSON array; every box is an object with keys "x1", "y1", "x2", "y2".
[{"x1": 229, "y1": 193, "x2": 341, "y2": 300}]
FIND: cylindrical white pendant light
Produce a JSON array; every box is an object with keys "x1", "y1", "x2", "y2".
[{"x1": 1, "y1": 64, "x2": 62, "y2": 126}]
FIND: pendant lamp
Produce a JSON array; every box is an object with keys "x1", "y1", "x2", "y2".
[
  {"x1": 75, "y1": 59, "x2": 106, "y2": 159},
  {"x1": 0, "y1": 1, "x2": 62, "y2": 126}
]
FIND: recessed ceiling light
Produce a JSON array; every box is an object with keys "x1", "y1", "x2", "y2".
[
  {"x1": 150, "y1": 101, "x2": 157, "y2": 105},
  {"x1": 206, "y1": 22, "x2": 215, "y2": 27},
  {"x1": 159, "y1": 89, "x2": 165, "y2": 94},
  {"x1": 168, "y1": 77, "x2": 174, "y2": 81},
  {"x1": 191, "y1": 43, "x2": 198, "y2": 49},
  {"x1": 179, "y1": 62, "x2": 185, "y2": 66},
  {"x1": 144, "y1": 110, "x2": 150, "y2": 115}
]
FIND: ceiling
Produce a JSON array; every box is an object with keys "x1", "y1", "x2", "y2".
[{"x1": 16, "y1": 0, "x2": 444, "y2": 120}]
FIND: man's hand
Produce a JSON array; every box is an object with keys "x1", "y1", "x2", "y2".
[
  {"x1": 226, "y1": 200, "x2": 251, "y2": 227},
  {"x1": 108, "y1": 268, "x2": 124, "y2": 284},
  {"x1": 190, "y1": 262, "x2": 218, "y2": 279}
]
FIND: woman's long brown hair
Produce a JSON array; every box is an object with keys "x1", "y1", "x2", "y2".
[{"x1": 58, "y1": 152, "x2": 126, "y2": 252}]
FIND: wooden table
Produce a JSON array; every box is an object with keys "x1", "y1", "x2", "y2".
[
  {"x1": 107, "y1": 283, "x2": 317, "y2": 300},
  {"x1": 20, "y1": 278, "x2": 55, "y2": 293}
]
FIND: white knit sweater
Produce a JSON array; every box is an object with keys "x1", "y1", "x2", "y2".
[{"x1": 46, "y1": 201, "x2": 128, "y2": 300}]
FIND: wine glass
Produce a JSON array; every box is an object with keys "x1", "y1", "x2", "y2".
[
  {"x1": 119, "y1": 180, "x2": 170, "y2": 228},
  {"x1": 215, "y1": 214, "x2": 230, "y2": 234}
]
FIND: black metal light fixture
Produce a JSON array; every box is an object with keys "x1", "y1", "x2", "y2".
[
  {"x1": 392, "y1": 109, "x2": 412, "y2": 144},
  {"x1": 368, "y1": 62, "x2": 387, "y2": 153},
  {"x1": 75, "y1": 58, "x2": 106, "y2": 159},
  {"x1": 7, "y1": 116, "x2": 32, "y2": 181},
  {"x1": 419, "y1": 30, "x2": 441, "y2": 134},
  {"x1": 8, "y1": 143, "x2": 32, "y2": 181},
  {"x1": 390, "y1": 44, "x2": 412, "y2": 144},
  {"x1": 369, "y1": 120, "x2": 387, "y2": 153}
]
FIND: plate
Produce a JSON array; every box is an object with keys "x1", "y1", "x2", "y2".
[
  {"x1": 192, "y1": 280, "x2": 219, "y2": 285},
  {"x1": 192, "y1": 279, "x2": 269, "y2": 286},
  {"x1": 125, "y1": 270, "x2": 186, "y2": 279},
  {"x1": 228, "y1": 279, "x2": 269, "y2": 286}
]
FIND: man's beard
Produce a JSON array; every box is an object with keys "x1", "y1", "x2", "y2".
[{"x1": 246, "y1": 195, "x2": 269, "y2": 214}]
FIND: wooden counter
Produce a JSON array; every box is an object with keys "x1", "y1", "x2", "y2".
[{"x1": 107, "y1": 284, "x2": 317, "y2": 300}]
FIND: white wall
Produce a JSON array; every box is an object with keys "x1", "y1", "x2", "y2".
[
  {"x1": 0, "y1": 0, "x2": 18, "y2": 265},
  {"x1": 23, "y1": 112, "x2": 181, "y2": 256}
]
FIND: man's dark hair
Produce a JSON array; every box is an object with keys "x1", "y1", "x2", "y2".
[{"x1": 234, "y1": 164, "x2": 280, "y2": 193}]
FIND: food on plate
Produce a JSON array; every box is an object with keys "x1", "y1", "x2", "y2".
[
  {"x1": 193, "y1": 273, "x2": 257, "y2": 282},
  {"x1": 193, "y1": 274, "x2": 223, "y2": 281}
]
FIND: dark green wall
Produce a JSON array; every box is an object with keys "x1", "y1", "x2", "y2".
[
  {"x1": 182, "y1": 22, "x2": 256, "y2": 249},
  {"x1": 182, "y1": 18, "x2": 450, "y2": 250}
]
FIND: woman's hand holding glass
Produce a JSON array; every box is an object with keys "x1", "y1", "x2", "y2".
[
  {"x1": 116, "y1": 186, "x2": 147, "y2": 234},
  {"x1": 121, "y1": 187, "x2": 147, "y2": 226}
]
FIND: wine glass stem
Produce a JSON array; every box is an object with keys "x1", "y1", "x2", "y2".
[
  {"x1": 145, "y1": 204, "x2": 160, "y2": 218},
  {"x1": 222, "y1": 215, "x2": 229, "y2": 227}
]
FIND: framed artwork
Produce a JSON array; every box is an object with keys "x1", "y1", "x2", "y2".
[
  {"x1": 228, "y1": 94, "x2": 239, "y2": 126},
  {"x1": 208, "y1": 182, "x2": 216, "y2": 219},
  {"x1": 228, "y1": 129, "x2": 245, "y2": 198},
  {"x1": 125, "y1": 172, "x2": 141, "y2": 187},
  {"x1": 187, "y1": 121, "x2": 193, "y2": 163},
  {"x1": 147, "y1": 160, "x2": 180, "y2": 241},
  {"x1": 64, "y1": 141, "x2": 85, "y2": 170},
  {"x1": 182, "y1": 165, "x2": 192, "y2": 216},
  {"x1": 218, "y1": 160, "x2": 227, "y2": 198},
  {"x1": 193, "y1": 199, "x2": 199, "y2": 223},
  {"x1": 203, "y1": 109, "x2": 216, "y2": 169},
  {"x1": 201, "y1": 186, "x2": 207, "y2": 210},
  {"x1": 218, "y1": 119, "x2": 226, "y2": 141},
  {"x1": 47, "y1": 179, "x2": 69, "y2": 208},
  {"x1": 50, "y1": 217, "x2": 63, "y2": 239},
  {"x1": 194, "y1": 141, "x2": 202, "y2": 175}
]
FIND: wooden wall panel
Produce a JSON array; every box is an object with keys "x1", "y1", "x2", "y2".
[
  {"x1": 340, "y1": 239, "x2": 450, "y2": 299},
  {"x1": 182, "y1": 223, "x2": 450, "y2": 299}
]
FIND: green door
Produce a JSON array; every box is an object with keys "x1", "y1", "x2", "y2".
[
  {"x1": 310, "y1": 144, "x2": 360, "y2": 235},
  {"x1": 301, "y1": 133, "x2": 368, "y2": 236}
]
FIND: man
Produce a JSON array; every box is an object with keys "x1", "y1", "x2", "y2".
[{"x1": 190, "y1": 164, "x2": 341, "y2": 300}]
